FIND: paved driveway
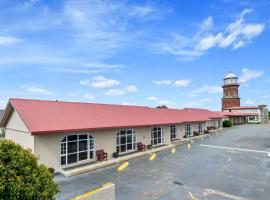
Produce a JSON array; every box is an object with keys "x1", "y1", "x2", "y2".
[{"x1": 55, "y1": 124, "x2": 270, "y2": 200}]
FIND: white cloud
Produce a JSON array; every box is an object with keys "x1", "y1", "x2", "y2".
[
  {"x1": 124, "y1": 85, "x2": 138, "y2": 92},
  {"x1": 153, "y1": 80, "x2": 173, "y2": 85},
  {"x1": 105, "y1": 89, "x2": 125, "y2": 96},
  {"x1": 190, "y1": 85, "x2": 222, "y2": 96},
  {"x1": 21, "y1": 85, "x2": 53, "y2": 95},
  {"x1": 244, "y1": 99, "x2": 255, "y2": 105},
  {"x1": 129, "y1": 5, "x2": 155, "y2": 17},
  {"x1": 122, "y1": 102, "x2": 130, "y2": 105},
  {"x1": 201, "y1": 16, "x2": 213, "y2": 30},
  {"x1": 84, "y1": 62, "x2": 124, "y2": 69},
  {"x1": 145, "y1": 96, "x2": 177, "y2": 108},
  {"x1": 0, "y1": 100, "x2": 7, "y2": 109},
  {"x1": 153, "y1": 79, "x2": 193, "y2": 87},
  {"x1": 90, "y1": 76, "x2": 120, "y2": 88},
  {"x1": 262, "y1": 95, "x2": 270, "y2": 99},
  {"x1": 80, "y1": 79, "x2": 90, "y2": 85},
  {"x1": 0, "y1": 36, "x2": 21, "y2": 45},
  {"x1": 64, "y1": 0, "x2": 160, "y2": 59},
  {"x1": 147, "y1": 96, "x2": 159, "y2": 101},
  {"x1": 54, "y1": 61, "x2": 124, "y2": 74},
  {"x1": 83, "y1": 94, "x2": 95, "y2": 99},
  {"x1": 174, "y1": 79, "x2": 193, "y2": 87},
  {"x1": 154, "y1": 34, "x2": 203, "y2": 61},
  {"x1": 105, "y1": 84, "x2": 138, "y2": 96},
  {"x1": 181, "y1": 98, "x2": 212, "y2": 108},
  {"x1": 239, "y1": 68, "x2": 263, "y2": 83},
  {"x1": 157, "y1": 99, "x2": 177, "y2": 107},
  {"x1": 155, "y1": 9, "x2": 264, "y2": 60},
  {"x1": 196, "y1": 9, "x2": 264, "y2": 50},
  {"x1": 196, "y1": 33, "x2": 223, "y2": 50}
]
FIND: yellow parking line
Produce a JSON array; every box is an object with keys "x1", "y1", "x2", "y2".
[
  {"x1": 188, "y1": 192, "x2": 199, "y2": 200},
  {"x1": 171, "y1": 148, "x2": 176, "y2": 154}
]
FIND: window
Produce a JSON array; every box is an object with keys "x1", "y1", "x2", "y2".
[
  {"x1": 60, "y1": 134, "x2": 95, "y2": 166},
  {"x1": 198, "y1": 123, "x2": 203, "y2": 134},
  {"x1": 185, "y1": 124, "x2": 192, "y2": 136},
  {"x1": 151, "y1": 127, "x2": 164, "y2": 146},
  {"x1": 218, "y1": 120, "x2": 221, "y2": 128},
  {"x1": 170, "y1": 125, "x2": 177, "y2": 141},
  {"x1": 116, "y1": 129, "x2": 136, "y2": 154}
]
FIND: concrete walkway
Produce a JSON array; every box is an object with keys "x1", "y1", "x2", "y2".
[
  {"x1": 59, "y1": 129, "x2": 223, "y2": 177},
  {"x1": 60, "y1": 144, "x2": 175, "y2": 177}
]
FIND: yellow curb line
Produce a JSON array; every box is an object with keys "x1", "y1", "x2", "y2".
[
  {"x1": 149, "y1": 153, "x2": 156, "y2": 161},
  {"x1": 118, "y1": 161, "x2": 129, "y2": 172},
  {"x1": 171, "y1": 147, "x2": 176, "y2": 154},
  {"x1": 70, "y1": 182, "x2": 114, "y2": 200}
]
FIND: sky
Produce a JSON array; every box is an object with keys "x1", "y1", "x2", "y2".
[{"x1": 0, "y1": 0, "x2": 270, "y2": 111}]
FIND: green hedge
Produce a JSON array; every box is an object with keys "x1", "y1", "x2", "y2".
[
  {"x1": 0, "y1": 140, "x2": 59, "y2": 200},
  {"x1": 223, "y1": 120, "x2": 232, "y2": 127}
]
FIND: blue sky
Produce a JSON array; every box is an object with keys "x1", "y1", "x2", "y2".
[{"x1": 0, "y1": 0, "x2": 270, "y2": 111}]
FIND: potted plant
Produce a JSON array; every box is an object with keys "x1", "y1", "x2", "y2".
[
  {"x1": 193, "y1": 131, "x2": 199, "y2": 136},
  {"x1": 112, "y1": 152, "x2": 119, "y2": 158},
  {"x1": 147, "y1": 144, "x2": 152, "y2": 150}
]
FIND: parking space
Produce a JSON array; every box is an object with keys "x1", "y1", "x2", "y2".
[{"x1": 55, "y1": 124, "x2": 270, "y2": 200}]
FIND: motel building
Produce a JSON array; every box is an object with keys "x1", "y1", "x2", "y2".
[{"x1": 0, "y1": 98, "x2": 224, "y2": 174}]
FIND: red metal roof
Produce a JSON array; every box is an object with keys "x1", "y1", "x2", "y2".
[
  {"x1": 224, "y1": 106, "x2": 259, "y2": 110},
  {"x1": 7, "y1": 98, "x2": 224, "y2": 135},
  {"x1": 218, "y1": 112, "x2": 259, "y2": 117}
]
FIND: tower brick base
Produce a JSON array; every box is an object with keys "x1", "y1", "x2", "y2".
[{"x1": 222, "y1": 98, "x2": 240, "y2": 111}]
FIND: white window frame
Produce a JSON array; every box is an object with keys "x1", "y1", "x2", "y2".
[
  {"x1": 218, "y1": 120, "x2": 221, "y2": 128},
  {"x1": 151, "y1": 127, "x2": 164, "y2": 146},
  {"x1": 198, "y1": 123, "x2": 203, "y2": 134},
  {"x1": 170, "y1": 125, "x2": 177, "y2": 141},
  {"x1": 116, "y1": 129, "x2": 137, "y2": 155},
  {"x1": 185, "y1": 124, "x2": 192, "y2": 136},
  {"x1": 60, "y1": 133, "x2": 95, "y2": 167}
]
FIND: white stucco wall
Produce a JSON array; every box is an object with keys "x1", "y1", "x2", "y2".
[
  {"x1": 34, "y1": 125, "x2": 173, "y2": 172},
  {"x1": 5, "y1": 110, "x2": 34, "y2": 151},
  {"x1": 175, "y1": 122, "x2": 208, "y2": 138}
]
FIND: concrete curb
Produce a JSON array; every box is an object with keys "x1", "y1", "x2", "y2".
[
  {"x1": 60, "y1": 129, "x2": 224, "y2": 177},
  {"x1": 60, "y1": 144, "x2": 175, "y2": 177}
]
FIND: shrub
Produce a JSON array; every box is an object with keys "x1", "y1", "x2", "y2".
[
  {"x1": 223, "y1": 120, "x2": 232, "y2": 127},
  {"x1": 147, "y1": 145, "x2": 152, "y2": 150},
  {"x1": 0, "y1": 140, "x2": 59, "y2": 200}
]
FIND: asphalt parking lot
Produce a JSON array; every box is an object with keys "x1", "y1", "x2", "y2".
[{"x1": 55, "y1": 124, "x2": 270, "y2": 200}]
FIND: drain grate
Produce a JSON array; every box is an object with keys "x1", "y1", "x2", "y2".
[{"x1": 173, "y1": 181, "x2": 183, "y2": 186}]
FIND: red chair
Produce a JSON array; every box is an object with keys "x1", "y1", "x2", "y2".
[
  {"x1": 137, "y1": 142, "x2": 146, "y2": 151},
  {"x1": 96, "y1": 150, "x2": 108, "y2": 162}
]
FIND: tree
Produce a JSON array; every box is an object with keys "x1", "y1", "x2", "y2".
[
  {"x1": 156, "y1": 105, "x2": 168, "y2": 109},
  {"x1": 0, "y1": 140, "x2": 59, "y2": 200}
]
